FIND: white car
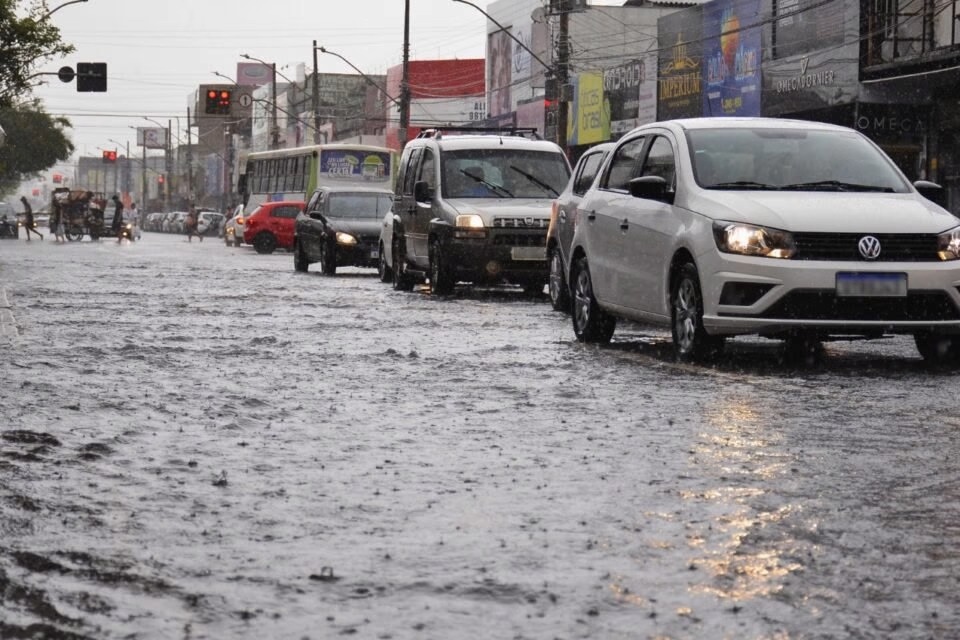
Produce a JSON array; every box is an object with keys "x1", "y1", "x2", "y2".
[
  {"x1": 223, "y1": 208, "x2": 247, "y2": 247},
  {"x1": 377, "y1": 205, "x2": 396, "y2": 283},
  {"x1": 569, "y1": 117, "x2": 960, "y2": 364}
]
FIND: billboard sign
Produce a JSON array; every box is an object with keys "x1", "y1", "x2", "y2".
[
  {"x1": 320, "y1": 149, "x2": 393, "y2": 184},
  {"x1": 658, "y1": 7, "x2": 704, "y2": 120},
  {"x1": 137, "y1": 127, "x2": 168, "y2": 149},
  {"x1": 702, "y1": 0, "x2": 762, "y2": 117},
  {"x1": 488, "y1": 29, "x2": 514, "y2": 118},
  {"x1": 567, "y1": 72, "x2": 609, "y2": 146}
]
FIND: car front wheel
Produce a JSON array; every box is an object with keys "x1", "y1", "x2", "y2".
[
  {"x1": 571, "y1": 256, "x2": 615, "y2": 343},
  {"x1": 548, "y1": 249, "x2": 569, "y2": 312},
  {"x1": 294, "y1": 240, "x2": 309, "y2": 273},
  {"x1": 319, "y1": 240, "x2": 337, "y2": 276},
  {"x1": 914, "y1": 332, "x2": 959, "y2": 365},
  {"x1": 671, "y1": 262, "x2": 724, "y2": 361},
  {"x1": 378, "y1": 242, "x2": 392, "y2": 283},
  {"x1": 430, "y1": 238, "x2": 454, "y2": 295}
]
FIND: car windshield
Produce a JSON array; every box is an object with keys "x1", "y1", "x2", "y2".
[
  {"x1": 687, "y1": 127, "x2": 911, "y2": 193},
  {"x1": 327, "y1": 193, "x2": 393, "y2": 219},
  {"x1": 442, "y1": 149, "x2": 570, "y2": 199}
]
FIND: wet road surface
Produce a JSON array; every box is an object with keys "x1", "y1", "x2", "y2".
[{"x1": 1, "y1": 233, "x2": 959, "y2": 639}]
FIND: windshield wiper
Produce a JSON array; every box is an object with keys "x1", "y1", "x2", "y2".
[
  {"x1": 709, "y1": 181, "x2": 779, "y2": 190},
  {"x1": 509, "y1": 165, "x2": 559, "y2": 197},
  {"x1": 779, "y1": 180, "x2": 895, "y2": 192},
  {"x1": 459, "y1": 169, "x2": 513, "y2": 197}
]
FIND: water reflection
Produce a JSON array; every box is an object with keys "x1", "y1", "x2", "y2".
[{"x1": 685, "y1": 390, "x2": 805, "y2": 602}]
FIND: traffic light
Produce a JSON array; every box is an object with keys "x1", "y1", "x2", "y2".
[
  {"x1": 77, "y1": 62, "x2": 107, "y2": 92},
  {"x1": 102, "y1": 150, "x2": 117, "y2": 163},
  {"x1": 205, "y1": 89, "x2": 232, "y2": 115},
  {"x1": 158, "y1": 174, "x2": 165, "y2": 185}
]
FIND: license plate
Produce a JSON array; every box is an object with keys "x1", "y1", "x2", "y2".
[
  {"x1": 836, "y1": 272, "x2": 907, "y2": 297},
  {"x1": 511, "y1": 246, "x2": 546, "y2": 261}
]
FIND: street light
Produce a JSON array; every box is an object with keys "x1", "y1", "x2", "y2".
[{"x1": 37, "y1": 0, "x2": 88, "y2": 22}]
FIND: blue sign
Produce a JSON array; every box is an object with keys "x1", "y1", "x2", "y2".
[
  {"x1": 702, "y1": 0, "x2": 761, "y2": 117},
  {"x1": 320, "y1": 150, "x2": 392, "y2": 182}
]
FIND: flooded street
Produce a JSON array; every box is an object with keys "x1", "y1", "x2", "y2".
[{"x1": 1, "y1": 233, "x2": 959, "y2": 639}]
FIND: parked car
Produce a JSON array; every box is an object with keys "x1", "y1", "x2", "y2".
[
  {"x1": 568, "y1": 116, "x2": 960, "y2": 364},
  {"x1": 243, "y1": 201, "x2": 304, "y2": 254},
  {"x1": 197, "y1": 210, "x2": 224, "y2": 236},
  {"x1": 388, "y1": 128, "x2": 571, "y2": 295},
  {"x1": 294, "y1": 187, "x2": 393, "y2": 275},
  {"x1": 548, "y1": 142, "x2": 614, "y2": 312},
  {"x1": 223, "y1": 208, "x2": 247, "y2": 247}
]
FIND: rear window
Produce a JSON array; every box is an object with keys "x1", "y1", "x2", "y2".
[{"x1": 327, "y1": 193, "x2": 393, "y2": 219}]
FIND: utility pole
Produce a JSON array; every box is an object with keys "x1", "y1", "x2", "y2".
[
  {"x1": 270, "y1": 62, "x2": 280, "y2": 149},
  {"x1": 399, "y1": 0, "x2": 411, "y2": 148},
  {"x1": 141, "y1": 138, "x2": 147, "y2": 212},
  {"x1": 312, "y1": 40, "x2": 321, "y2": 145},
  {"x1": 165, "y1": 119, "x2": 172, "y2": 212},
  {"x1": 556, "y1": 3, "x2": 570, "y2": 153}
]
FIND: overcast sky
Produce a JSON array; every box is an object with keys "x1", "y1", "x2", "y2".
[{"x1": 33, "y1": 0, "x2": 622, "y2": 159}]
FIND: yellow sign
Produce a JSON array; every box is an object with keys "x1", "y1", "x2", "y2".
[{"x1": 568, "y1": 72, "x2": 610, "y2": 146}]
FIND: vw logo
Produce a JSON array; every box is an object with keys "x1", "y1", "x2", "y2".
[
  {"x1": 858, "y1": 235, "x2": 882, "y2": 260},
  {"x1": 524, "y1": 217, "x2": 535, "y2": 227}
]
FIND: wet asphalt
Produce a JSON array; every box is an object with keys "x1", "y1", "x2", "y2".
[{"x1": 1, "y1": 232, "x2": 958, "y2": 639}]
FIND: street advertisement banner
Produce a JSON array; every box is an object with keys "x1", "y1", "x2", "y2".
[
  {"x1": 772, "y1": 0, "x2": 844, "y2": 59},
  {"x1": 137, "y1": 127, "x2": 167, "y2": 150},
  {"x1": 658, "y1": 7, "x2": 704, "y2": 120},
  {"x1": 702, "y1": 0, "x2": 762, "y2": 117},
  {"x1": 488, "y1": 29, "x2": 513, "y2": 118},
  {"x1": 605, "y1": 52, "x2": 658, "y2": 138},
  {"x1": 567, "y1": 72, "x2": 610, "y2": 147},
  {"x1": 320, "y1": 150, "x2": 393, "y2": 184}
]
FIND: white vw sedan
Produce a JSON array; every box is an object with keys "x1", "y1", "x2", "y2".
[{"x1": 568, "y1": 117, "x2": 960, "y2": 363}]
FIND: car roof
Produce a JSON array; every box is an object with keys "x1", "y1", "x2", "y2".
[
  {"x1": 411, "y1": 135, "x2": 564, "y2": 154},
  {"x1": 654, "y1": 117, "x2": 855, "y2": 134}
]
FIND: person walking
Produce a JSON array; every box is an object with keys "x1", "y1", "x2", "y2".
[
  {"x1": 20, "y1": 196, "x2": 42, "y2": 241},
  {"x1": 184, "y1": 204, "x2": 203, "y2": 242},
  {"x1": 52, "y1": 199, "x2": 66, "y2": 243},
  {"x1": 127, "y1": 201, "x2": 141, "y2": 240},
  {"x1": 110, "y1": 195, "x2": 124, "y2": 241}
]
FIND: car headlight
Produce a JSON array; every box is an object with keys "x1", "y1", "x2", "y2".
[
  {"x1": 937, "y1": 225, "x2": 960, "y2": 261},
  {"x1": 335, "y1": 232, "x2": 357, "y2": 245},
  {"x1": 713, "y1": 221, "x2": 795, "y2": 259},
  {"x1": 456, "y1": 214, "x2": 484, "y2": 229}
]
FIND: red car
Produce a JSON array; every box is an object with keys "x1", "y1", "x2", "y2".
[{"x1": 243, "y1": 201, "x2": 305, "y2": 254}]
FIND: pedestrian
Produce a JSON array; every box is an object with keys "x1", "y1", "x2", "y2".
[
  {"x1": 20, "y1": 196, "x2": 42, "y2": 241},
  {"x1": 110, "y1": 195, "x2": 124, "y2": 241},
  {"x1": 184, "y1": 204, "x2": 203, "y2": 242},
  {"x1": 126, "y1": 201, "x2": 141, "y2": 240},
  {"x1": 52, "y1": 200, "x2": 67, "y2": 243}
]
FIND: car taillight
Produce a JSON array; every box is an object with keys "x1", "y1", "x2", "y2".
[{"x1": 237, "y1": 217, "x2": 245, "y2": 225}]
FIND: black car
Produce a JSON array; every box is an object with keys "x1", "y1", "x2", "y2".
[{"x1": 294, "y1": 187, "x2": 394, "y2": 276}]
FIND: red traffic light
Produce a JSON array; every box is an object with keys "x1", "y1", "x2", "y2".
[
  {"x1": 205, "y1": 88, "x2": 232, "y2": 115},
  {"x1": 102, "y1": 149, "x2": 117, "y2": 163},
  {"x1": 158, "y1": 174, "x2": 165, "y2": 184}
]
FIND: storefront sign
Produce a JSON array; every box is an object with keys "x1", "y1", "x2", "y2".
[
  {"x1": 568, "y1": 72, "x2": 609, "y2": 146},
  {"x1": 855, "y1": 104, "x2": 928, "y2": 138},
  {"x1": 775, "y1": 56, "x2": 836, "y2": 93},
  {"x1": 658, "y1": 7, "x2": 704, "y2": 120},
  {"x1": 761, "y1": 44, "x2": 859, "y2": 116},
  {"x1": 605, "y1": 53, "x2": 657, "y2": 136}
]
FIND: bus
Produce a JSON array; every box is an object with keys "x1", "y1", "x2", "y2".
[{"x1": 237, "y1": 143, "x2": 397, "y2": 214}]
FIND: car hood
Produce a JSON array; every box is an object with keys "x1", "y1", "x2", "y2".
[
  {"x1": 328, "y1": 218, "x2": 381, "y2": 236},
  {"x1": 446, "y1": 198, "x2": 554, "y2": 222},
  {"x1": 686, "y1": 190, "x2": 959, "y2": 233}
]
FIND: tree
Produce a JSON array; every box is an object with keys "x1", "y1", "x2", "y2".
[
  {"x1": 0, "y1": 101, "x2": 73, "y2": 193},
  {"x1": 0, "y1": 0, "x2": 75, "y2": 107},
  {"x1": 0, "y1": 1, "x2": 76, "y2": 194}
]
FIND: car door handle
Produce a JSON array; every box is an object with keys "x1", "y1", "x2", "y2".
[
  {"x1": 586, "y1": 211, "x2": 596, "y2": 221},
  {"x1": 620, "y1": 219, "x2": 629, "y2": 231}
]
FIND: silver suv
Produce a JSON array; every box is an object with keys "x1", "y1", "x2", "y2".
[{"x1": 388, "y1": 128, "x2": 570, "y2": 295}]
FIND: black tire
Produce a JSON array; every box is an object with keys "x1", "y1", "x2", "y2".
[
  {"x1": 571, "y1": 256, "x2": 616, "y2": 343},
  {"x1": 914, "y1": 332, "x2": 959, "y2": 365},
  {"x1": 253, "y1": 232, "x2": 277, "y2": 255},
  {"x1": 319, "y1": 239, "x2": 337, "y2": 276},
  {"x1": 294, "y1": 240, "x2": 309, "y2": 273},
  {"x1": 671, "y1": 262, "x2": 724, "y2": 361},
  {"x1": 548, "y1": 249, "x2": 569, "y2": 312},
  {"x1": 430, "y1": 238, "x2": 454, "y2": 295},
  {"x1": 378, "y1": 242, "x2": 392, "y2": 283},
  {"x1": 392, "y1": 236, "x2": 414, "y2": 291},
  {"x1": 66, "y1": 225, "x2": 84, "y2": 242}
]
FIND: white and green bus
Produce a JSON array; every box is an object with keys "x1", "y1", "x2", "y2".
[{"x1": 238, "y1": 143, "x2": 397, "y2": 213}]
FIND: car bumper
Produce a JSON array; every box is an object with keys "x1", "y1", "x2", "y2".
[
  {"x1": 699, "y1": 251, "x2": 960, "y2": 336},
  {"x1": 445, "y1": 229, "x2": 548, "y2": 284},
  {"x1": 337, "y1": 241, "x2": 379, "y2": 268}
]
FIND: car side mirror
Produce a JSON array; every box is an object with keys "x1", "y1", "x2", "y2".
[
  {"x1": 914, "y1": 180, "x2": 947, "y2": 208},
  {"x1": 414, "y1": 180, "x2": 432, "y2": 203},
  {"x1": 628, "y1": 176, "x2": 674, "y2": 204},
  {"x1": 309, "y1": 211, "x2": 324, "y2": 221}
]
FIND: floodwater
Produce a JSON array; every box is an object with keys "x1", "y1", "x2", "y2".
[{"x1": 1, "y1": 233, "x2": 959, "y2": 639}]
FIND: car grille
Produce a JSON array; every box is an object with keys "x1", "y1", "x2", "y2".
[
  {"x1": 742, "y1": 290, "x2": 960, "y2": 321},
  {"x1": 792, "y1": 233, "x2": 940, "y2": 261},
  {"x1": 493, "y1": 217, "x2": 549, "y2": 229},
  {"x1": 492, "y1": 232, "x2": 547, "y2": 247}
]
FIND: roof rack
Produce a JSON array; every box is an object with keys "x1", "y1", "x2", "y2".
[{"x1": 415, "y1": 126, "x2": 542, "y2": 141}]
